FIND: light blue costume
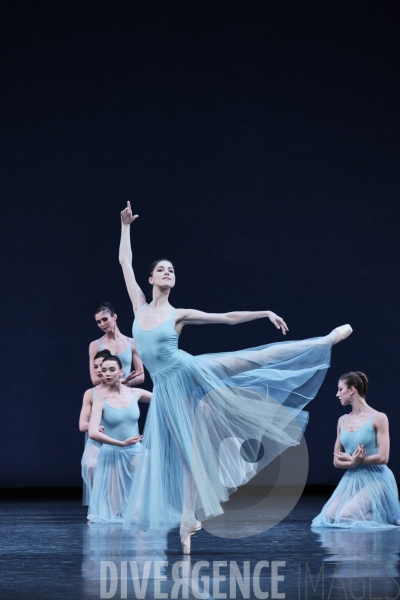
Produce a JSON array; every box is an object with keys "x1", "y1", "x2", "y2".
[
  {"x1": 124, "y1": 303, "x2": 337, "y2": 539},
  {"x1": 312, "y1": 412, "x2": 400, "y2": 528},
  {"x1": 88, "y1": 390, "x2": 142, "y2": 523},
  {"x1": 81, "y1": 387, "x2": 102, "y2": 506},
  {"x1": 97, "y1": 338, "x2": 132, "y2": 378},
  {"x1": 81, "y1": 340, "x2": 132, "y2": 506}
]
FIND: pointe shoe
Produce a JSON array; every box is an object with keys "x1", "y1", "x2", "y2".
[
  {"x1": 332, "y1": 324, "x2": 353, "y2": 343},
  {"x1": 181, "y1": 534, "x2": 192, "y2": 554},
  {"x1": 181, "y1": 524, "x2": 202, "y2": 555}
]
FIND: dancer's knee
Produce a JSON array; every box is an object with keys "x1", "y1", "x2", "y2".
[
  {"x1": 338, "y1": 506, "x2": 354, "y2": 520},
  {"x1": 85, "y1": 456, "x2": 98, "y2": 474}
]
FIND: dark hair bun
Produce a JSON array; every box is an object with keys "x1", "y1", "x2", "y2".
[
  {"x1": 354, "y1": 371, "x2": 369, "y2": 396},
  {"x1": 339, "y1": 371, "x2": 368, "y2": 397},
  {"x1": 94, "y1": 302, "x2": 116, "y2": 316}
]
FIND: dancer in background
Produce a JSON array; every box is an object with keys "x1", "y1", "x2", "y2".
[
  {"x1": 88, "y1": 355, "x2": 151, "y2": 523},
  {"x1": 119, "y1": 202, "x2": 352, "y2": 553},
  {"x1": 312, "y1": 371, "x2": 400, "y2": 528},
  {"x1": 80, "y1": 349, "x2": 111, "y2": 506},
  {"x1": 89, "y1": 302, "x2": 144, "y2": 386}
]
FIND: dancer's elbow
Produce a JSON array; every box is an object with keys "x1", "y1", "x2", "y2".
[
  {"x1": 136, "y1": 373, "x2": 145, "y2": 384},
  {"x1": 88, "y1": 428, "x2": 100, "y2": 441}
]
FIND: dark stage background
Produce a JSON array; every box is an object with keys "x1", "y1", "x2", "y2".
[{"x1": 1, "y1": 0, "x2": 399, "y2": 488}]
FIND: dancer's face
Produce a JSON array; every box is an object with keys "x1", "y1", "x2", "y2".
[
  {"x1": 336, "y1": 380, "x2": 354, "y2": 405},
  {"x1": 93, "y1": 357, "x2": 104, "y2": 379},
  {"x1": 95, "y1": 310, "x2": 117, "y2": 333},
  {"x1": 149, "y1": 261, "x2": 175, "y2": 289},
  {"x1": 102, "y1": 360, "x2": 123, "y2": 385}
]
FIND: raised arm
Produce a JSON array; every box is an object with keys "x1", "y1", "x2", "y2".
[
  {"x1": 175, "y1": 309, "x2": 289, "y2": 335},
  {"x1": 361, "y1": 413, "x2": 389, "y2": 465},
  {"x1": 79, "y1": 389, "x2": 93, "y2": 432},
  {"x1": 119, "y1": 202, "x2": 147, "y2": 314},
  {"x1": 89, "y1": 399, "x2": 143, "y2": 447}
]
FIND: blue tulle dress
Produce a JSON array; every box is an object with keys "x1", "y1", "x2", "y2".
[
  {"x1": 312, "y1": 412, "x2": 400, "y2": 529},
  {"x1": 88, "y1": 390, "x2": 142, "y2": 523},
  {"x1": 82, "y1": 388, "x2": 102, "y2": 506},
  {"x1": 82, "y1": 343, "x2": 132, "y2": 506},
  {"x1": 123, "y1": 304, "x2": 340, "y2": 540}
]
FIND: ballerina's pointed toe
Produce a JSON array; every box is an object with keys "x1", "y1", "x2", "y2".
[
  {"x1": 181, "y1": 524, "x2": 202, "y2": 555},
  {"x1": 333, "y1": 324, "x2": 353, "y2": 343}
]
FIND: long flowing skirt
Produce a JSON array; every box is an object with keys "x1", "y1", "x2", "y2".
[
  {"x1": 88, "y1": 443, "x2": 142, "y2": 523},
  {"x1": 81, "y1": 434, "x2": 102, "y2": 506},
  {"x1": 312, "y1": 464, "x2": 400, "y2": 529},
  {"x1": 124, "y1": 334, "x2": 336, "y2": 539}
]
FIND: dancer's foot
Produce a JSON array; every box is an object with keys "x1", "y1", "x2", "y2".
[
  {"x1": 181, "y1": 523, "x2": 202, "y2": 555},
  {"x1": 332, "y1": 324, "x2": 353, "y2": 344}
]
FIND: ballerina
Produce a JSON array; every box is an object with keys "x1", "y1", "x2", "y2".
[
  {"x1": 80, "y1": 348, "x2": 111, "y2": 506},
  {"x1": 119, "y1": 201, "x2": 352, "y2": 553},
  {"x1": 87, "y1": 355, "x2": 151, "y2": 523},
  {"x1": 89, "y1": 302, "x2": 144, "y2": 387},
  {"x1": 312, "y1": 371, "x2": 400, "y2": 528}
]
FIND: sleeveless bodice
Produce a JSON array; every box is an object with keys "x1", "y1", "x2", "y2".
[
  {"x1": 98, "y1": 338, "x2": 132, "y2": 377},
  {"x1": 100, "y1": 391, "x2": 140, "y2": 441},
  {"x1": 132, "y1": 305, "x2": 182, "y2": 375},
  {"x1": 340, "y1": 413, "x2": 378, "y2": 456}
]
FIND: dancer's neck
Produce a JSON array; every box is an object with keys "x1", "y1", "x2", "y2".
[
  {"x1": 103, "y1": 325, "x2": 122, "y2": 341},
  {"x1": 105, "y1": 382, "x2": 122, "y2": 395},
  {"x1": 151, "y1": 286, "x2": 172, "y2": 310},
  {"x1": 350, "y1": 397, "x2": 370, "y2": 416}
]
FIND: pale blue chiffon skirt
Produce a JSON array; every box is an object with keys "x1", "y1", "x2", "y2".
[
  {"x1": 81, "y1": 434, "x2": 102, "y2": 506},
  {"x1": 124, "y1": 335, "x2": 335, "y2": 539},
  {"x1": 88, "y1": 442, "x2": 142, "y2": 523},
  {"x1": 312, "y1": 464, "x2": 400, "y2": 529}
]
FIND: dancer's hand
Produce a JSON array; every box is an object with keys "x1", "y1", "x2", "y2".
[
  {"x1": 350, "y1": 444, "x2": 366, "y2": 466},
  {"x1": 267, "y1": 311, "x2": 289, "y2": 335},
  {"x1": 121, "y1": 368, "x2": 144, "y2": 385},
  {"x1": 121, "y1": 201, "x2": 139, "y2": 225},
  {"x1": 99, "y1": 426, "x2": 105, "y2": 433},
  {"x1": 121, "y1": 434, "x2": 143, "y2": 447},
  {"x1": 333, "y1": 451, "x2": 352, "y2": 461}
]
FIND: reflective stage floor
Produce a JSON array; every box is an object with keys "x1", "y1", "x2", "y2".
[{"x1": 1, "y1": 490, "x2": 400, "y2": 599}]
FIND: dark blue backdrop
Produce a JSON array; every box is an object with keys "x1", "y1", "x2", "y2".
[{"x1": 1, "y1": 0, "x2": 399, "y2": 487}]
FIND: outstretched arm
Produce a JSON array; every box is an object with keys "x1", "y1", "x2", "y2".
[
  {"x1": 136, "y1": 389, "x2": 152, "y2": 403},
  {"x1": 119, "y1": 202, "x2": 147, "y2": 315},
  {"x1": 175, "y1": 309, "x2": 289, "y2": 335}
]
